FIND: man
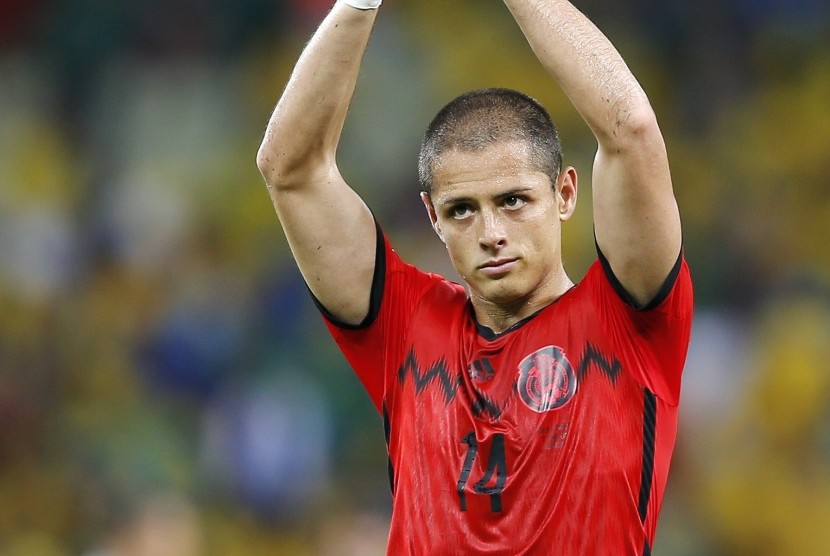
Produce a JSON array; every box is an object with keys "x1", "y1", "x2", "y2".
[{"x1": 256, "y1": 0, "x2": 693, "y2": 553}]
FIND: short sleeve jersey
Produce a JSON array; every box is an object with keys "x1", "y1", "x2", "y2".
[{"x1": 320, "y1": 226, "x2": 693, "y2": 555}]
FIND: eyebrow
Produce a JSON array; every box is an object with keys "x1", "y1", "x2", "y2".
[
  {"x1": 495, "y1": 186, "x2": 535, "y2": 200},
  {"x1": 437, "y1": 186, "x2": 536, "y2": 207},
  {"x1": 437, "y1": 194, "x2": 474, "y2": 207}
]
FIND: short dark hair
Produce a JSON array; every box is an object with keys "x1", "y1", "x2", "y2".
[{"x1": 418, "y1": 88, "x2": 563, "y2": 193}]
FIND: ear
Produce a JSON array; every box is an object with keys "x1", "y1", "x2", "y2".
[
  {"x1": 420, "y1": 192, "x2": 445, "y2": 243},
  {"x1": 556, "y1": 166, "x2": 578, "y2": 221}
]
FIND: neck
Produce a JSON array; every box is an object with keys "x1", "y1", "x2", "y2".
[{"x1": 471, "y1": 271, "x2": 574, "y2": 335}]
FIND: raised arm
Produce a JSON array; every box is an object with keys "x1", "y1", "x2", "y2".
[
  {"x1": 503, "y1": 0, "x2": 682, "y2": 307},
  {"x1": 257, "y1": 2, "x2": 380, "y2": 325}
]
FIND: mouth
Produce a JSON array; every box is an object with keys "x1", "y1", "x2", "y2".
[{"x1": 478, "y1": 258, "x2": 519, "y2": 277}]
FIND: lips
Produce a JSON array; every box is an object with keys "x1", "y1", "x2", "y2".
[{"x1": 479, "y1": 258, "x2": 518, "y2": 276}]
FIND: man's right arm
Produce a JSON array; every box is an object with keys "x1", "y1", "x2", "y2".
[{"x1": 257, "y1": 2, "x2": 379, "y2": 326}]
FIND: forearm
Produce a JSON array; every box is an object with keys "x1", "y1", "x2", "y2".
[
  {"x1": 257, "y1": 3, "x2": 378, "y2": 186},
  {"x1": 502, "y1": 0, "x2": 651, "y2": 146}
]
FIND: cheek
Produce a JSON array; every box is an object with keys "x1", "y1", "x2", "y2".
[
  {"x1": 443, "y1": 234, "x2": 480, "y2": 274},
  {"x1": 521, "y1": 221, "x2": 560, "y2": 257},
  {"x1": 445, "y1": 237, "x2": 472, "y2": 264}
]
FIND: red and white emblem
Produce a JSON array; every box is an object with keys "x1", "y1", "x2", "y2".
[{"x1": 517, "y1": 346, "x2": 577, "y2": 412}]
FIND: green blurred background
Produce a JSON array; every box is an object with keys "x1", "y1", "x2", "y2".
[{"x1": 1, "y1": 0, "x2": 829, "y2": 554}]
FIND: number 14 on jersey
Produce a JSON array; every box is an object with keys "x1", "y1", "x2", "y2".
[{"x1": 457, "y1": 431, "x2": 508, "y2": 512}]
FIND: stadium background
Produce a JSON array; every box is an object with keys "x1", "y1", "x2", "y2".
[{"x1": 1, "y1": 0, "x2": 829, "y2": 554}]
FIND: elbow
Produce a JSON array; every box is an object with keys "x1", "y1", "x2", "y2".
[
  {"x1": 256, "y1": 141, "x2": 283, "y2": 185},
  {"x1": 255, "y1": 143, "x2": 272, "y2": 180},
  {"x1": 607, "y1": 103, "x2": 663, "y2": 150},
  {"x1": 256, "y1": 136, "x2": 331, "y2": 192}
]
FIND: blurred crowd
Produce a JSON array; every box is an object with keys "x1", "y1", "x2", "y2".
[{"x1": 1, "y1": 1, "x2": 829, "y2": 554}]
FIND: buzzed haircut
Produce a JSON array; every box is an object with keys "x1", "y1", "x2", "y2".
[{"x1": 418, "y1": 88, "x2": 563, "y2": 193}]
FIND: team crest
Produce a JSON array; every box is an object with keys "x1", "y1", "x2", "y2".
[{"x1": 517, "y1": 346, "x2": 577, "y2": 412}]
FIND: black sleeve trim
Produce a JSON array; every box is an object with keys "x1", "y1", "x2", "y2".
[
  {"x1": 311, "y1": 219, "x2": 387, "y2": 330},
  {"x1": 596, "y1": 241, "x2": 684, "y2": 312}
]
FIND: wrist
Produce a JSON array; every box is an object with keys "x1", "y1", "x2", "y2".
[{"x1": 339, "y1": 0, "x2": 382, "y2": 9}]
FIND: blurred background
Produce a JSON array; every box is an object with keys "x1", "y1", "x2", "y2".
[{"x1": 1, "y1": 0, "x2": 829, "y2": 554}]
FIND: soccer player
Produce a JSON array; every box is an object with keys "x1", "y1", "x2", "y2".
[{"x1": 256, "y1": 0, "x2": 693, "y2": 553}]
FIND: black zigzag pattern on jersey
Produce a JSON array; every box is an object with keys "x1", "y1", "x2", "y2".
[
  {"x1": 467, "y1": 389, "x2": 503, "y2": 420},
  {"x1": 397, "y1": 347, "x2": 461, "y2": 404},
  {"x1": 577, "y1": 343, "x2": 622, "y2": 385}
]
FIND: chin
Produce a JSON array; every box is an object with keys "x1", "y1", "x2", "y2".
[{"x1": 477, "y1": 280, "x2": 530, "y2": 306}]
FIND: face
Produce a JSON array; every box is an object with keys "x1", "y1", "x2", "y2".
[{"x1": 422, "y1": 141, "x2": 577, "y2": 310}]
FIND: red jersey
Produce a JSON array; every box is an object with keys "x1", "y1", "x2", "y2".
[{"x1": 321, "y1": 228, "x2": 693, "y2": 555}]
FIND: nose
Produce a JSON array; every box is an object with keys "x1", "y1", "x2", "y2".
[{"x1": 478, "y1": 208, "x2": 507, "y2": 251}]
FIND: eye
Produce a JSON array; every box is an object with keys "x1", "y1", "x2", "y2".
[
  {"x1": 449, "y1": 204, "x2": 473, "y2": 219},
  {"x1": 503, "y1": 195, "x2": 526, "y2": 209}
]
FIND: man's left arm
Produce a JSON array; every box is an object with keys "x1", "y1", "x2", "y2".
[{"x1": 503, "y1": 0, "x2": 681, "y2": 307}]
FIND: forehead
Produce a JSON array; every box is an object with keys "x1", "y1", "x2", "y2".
[{"x1": 430, "y1": 141, "x2": 549, "y2": 203}]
